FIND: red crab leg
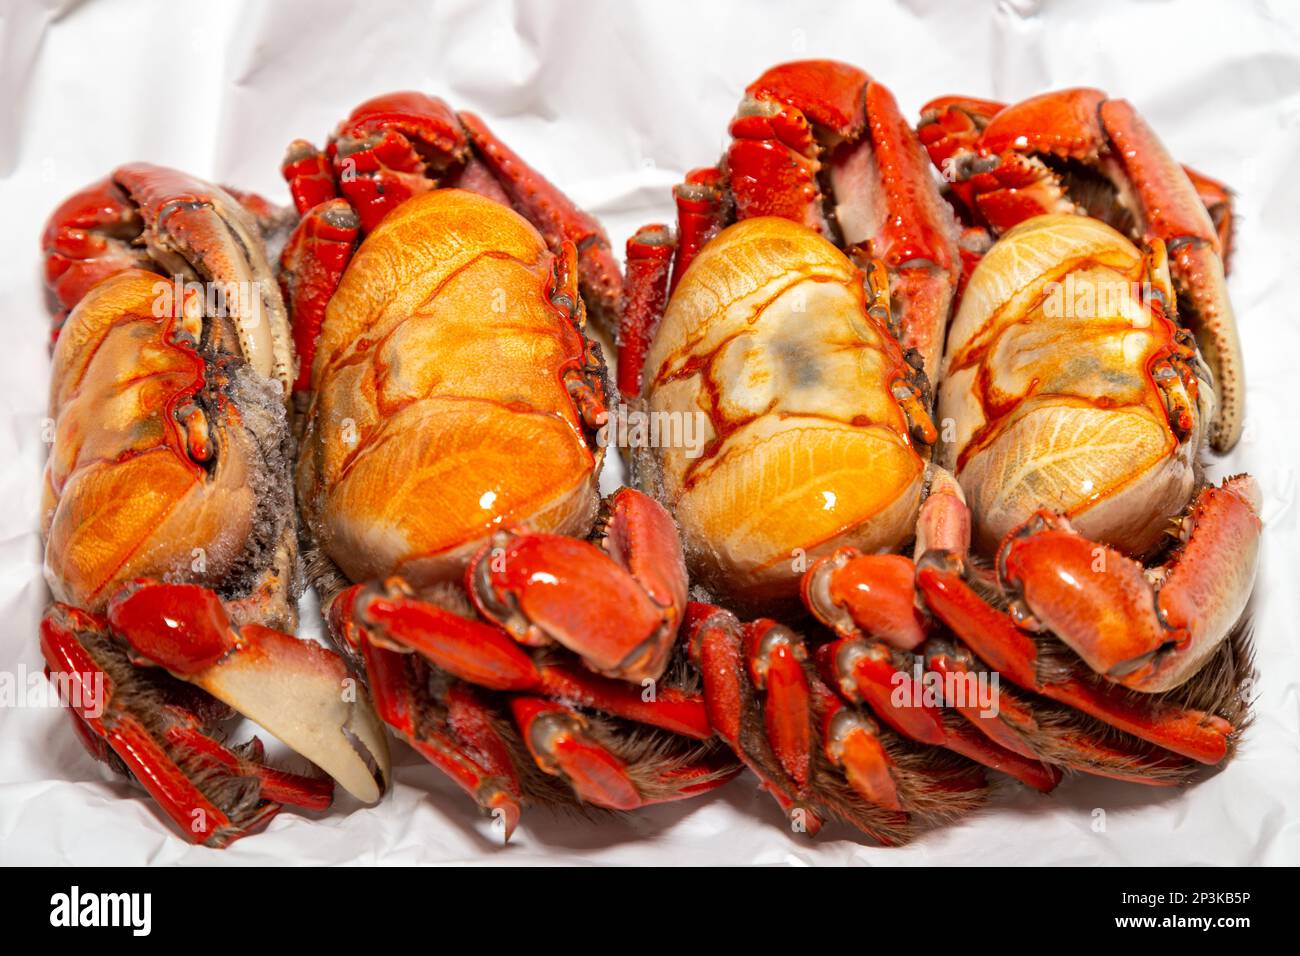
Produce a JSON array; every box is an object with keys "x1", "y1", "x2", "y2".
[
  {"x1": 163, "y1": 725, "x2": 334, "y2": 810},
  {"x1": 727, "y1": 88, "x2": 829, "y2": 233},
  {"x1": 669, "y1": 167, "x2": 727, "y2": 292},
  {"x1": 728, "y1": 60, "x2": 870, "y2": 233},
  {"x1": 916, "y1": 95, "x2": 1007, "y2": 176},
  {"x1": 916, "y1": 563, "x2": 1235, "y2": 764},
  {"x1": 816, "y1": 688, "x2": 904, "y2": 812},
  {"x1": 40, "y1": 605, "x2": 279, "y2": 847},
  {"x1": 686, "y1": 602, "x2": 823, "y2": 833},
  {"x1": 803, "y1": 551, "x2": 929, "y2": 651},
  {"x1": 618, "y1": 224, "x2": 675, "y2": 398},
  {"x1": 512, "y1": 696, "x2": 734, "y2": 811},
  {"x1": 1181, "y1": 164, "x2": 1234, "y2": 264},
  {"x1": 282, "y1": 140, "x2": 339, "y2": 217},
  {"x1": 1098, "y1": 99, "x2": 1244, "y2": 450},
  {"x1": 817, "y1": 637, "x2": 1059, "y2": 792},
  {"x1": 105, "y1": 580, "x2": 390, "y2": 802},
  {"x1": 470, "y1": 488, "x2": 687, "y2": 683},
  {"x1": 458, "y1": 110, "x2": 623, "y2": 329},
  {"x1": 998, "y1": 477, "x2": 1261, "y2": 694},
  {"x1": 359, "y1": 638, "x2": 523, "y2": 838},
  {"x1": 343, "y1": 582, "x2": 710, "y2": 738},
  {"x1": 743, "y1": 620, "x2": 814, "y2": 792},
  {"x1": 537, "y1": 664, "x2": 711, "y2": 739},
  {"x1": 922, "y1": 638, "x2": 1189, "y2": 784},
  {"x1": 351, "y1": 584, "x2": 543, "y2": 691},
  {"x1": 510, "y1": 697, "x2": 643, "y2": 810},
  {"x1": 279, "y1": 198, "x2": 360, "y2": 394}
]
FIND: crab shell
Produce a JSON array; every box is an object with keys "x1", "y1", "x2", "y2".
[
  {"x1": 936, "y1": 214, "x2": 1211, "y2": 556},
  {"x1": 640, "y1": 216, "x2": 927, "y2": 606},
  {"x1": 42, "y1": 269, "x2": 297, "y2": 627},
  {"x1": 297, "y1": 189, "x2": 602, "y2": 588}
]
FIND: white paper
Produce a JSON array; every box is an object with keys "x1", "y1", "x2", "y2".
[{"x1": 1, "y1": 0, "x2": 1297, "y2": 865}]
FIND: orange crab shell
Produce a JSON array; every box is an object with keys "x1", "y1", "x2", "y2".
[
  {"x1": 297, "y1": 189, "x2": 603, "y2": 588},
  {"x1": 641, "y1": 216, "x2": 927, "y2": 606},
  {"x1": 42, "y1": 270, "x2": 267, "y2": 615},
  {"x1": 937, "y1": 214, "x2": 1208, "y2": 556}
]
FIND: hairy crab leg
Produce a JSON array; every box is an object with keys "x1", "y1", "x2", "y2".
[
  {"x1": 341, "y1": 582, "x2": 711, "y2": 738},
  {"x1": 358, "y1": 638, "x2": 524, "y2": 839},
  {"x1": 687, "y1": 602, "x2": 824, "y2": 835},
  {"x1": 916, "y1": 562, "x2": 1235, "y2": 764},
  {"x1": 805, "y1": 466, "x2": 1200, "y2": 782},
  {"x1": 815, "y1": 637, "x2": 1059, "y2": 793},
  {"x1": 688, "y1": 602, "x2": 991, "y2": 844}
]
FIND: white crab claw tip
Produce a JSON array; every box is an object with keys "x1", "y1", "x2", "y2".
[{"x1": 191, "y1": 626, "x2": 391, "y2": 803}]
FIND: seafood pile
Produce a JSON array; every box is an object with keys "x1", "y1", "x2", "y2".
[{"x1": 37, "y1": 63, "x2": 1258, "y2": 847}]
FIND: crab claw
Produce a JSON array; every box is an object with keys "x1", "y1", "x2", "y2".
[
  {"x1": 40, "y1": 603, "x2": 335, "y2": 847},
  {"x1": 458, "y1": 110, "x2": 623, "y2": 332},
  {"x1": 998, "y1": 476, "x2": 1261, "y2": 693},
  {"x1": 41, "y1": 176, "x2": 151, "y2": 335},
  {"x1": 106, "y1": 580, "x2": 391, "y2": 804},
  {"x1": 113, "y1": 164, "x2": 295, "y2": 393},
  {"x1": 468, "y1": 488, "x2": 687, "y2": 683}
]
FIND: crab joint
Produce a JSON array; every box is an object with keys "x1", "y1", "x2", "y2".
[{"x1": 173, "y1": 401, "x2": 213, "y2": 463}]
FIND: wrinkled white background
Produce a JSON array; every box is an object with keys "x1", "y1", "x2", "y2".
[{"x1": 0, "y1": 0, "x2": 1297, "y2": 865}]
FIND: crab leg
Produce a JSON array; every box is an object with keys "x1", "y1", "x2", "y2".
[
  {"x1": 618, "y1": 224, "x2": 675, "y2": 398},
  {"x1": 279, "y1": 199, "x2": 360, "y2": 395},
  {"x1": 343, "y1": 582, "x2": 711, "y2": 738},
  {"x1": 687, "y1": 602, "x2": 824, "y2": 834},
  {"x1": 110, "y1": 164, "x2": 294, "y2": 393},
  {"x1": 163, "y1": 725, "x2": 334, "y2": 810},
  {"x1": 669, "y1": 167, "x2": 727, "y2": 291},
  {"x1": 105, "y1": 580, "x2": 390, "y2": 803},
  {"x1": 511, "y1": 697, "x2": 640, "y2": 810},
  {"x1": 922, "y1": 638, "x2": 1191, "y2": 785},
  {"x1": 41, "y1": 176, "x2": 151, "y2": 334},
  {"x1": 688, "y1": 602, "x2": 989, "y2": 843},
  {"x1": 325, "y1": 92, "x2": 468, "y2": 233},
  {"x1": 815, "y1": 637, "x2": 1059, "y2": 792},
  {"x1": 916, "y1": 561, "x2": 1235, "y2": 764},
  {"x1": 358, "y1": 638, "x2": 524, "y2": 838},
  {"x1": 1099, "y1": 100, "x2": 1244, "y2": 450},
  {"x1": 458, "y1": 111, "x2": 623, "y2": 330}
]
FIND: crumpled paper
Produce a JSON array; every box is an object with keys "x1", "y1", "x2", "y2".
[{"x1": 0, "y1": 0, "x2": 1296, "y2": 865}]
